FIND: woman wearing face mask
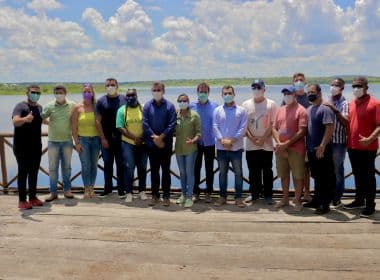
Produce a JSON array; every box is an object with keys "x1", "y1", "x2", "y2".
[
  {"x1": 12, "y1": 84, "x2": 44, "y2": 210},
  {"x1": 72, "y1": 84, "x2": 100, "y2": 199},
  {"x1": 175, "y1": 94, "x2": 201, "y2": 208}
]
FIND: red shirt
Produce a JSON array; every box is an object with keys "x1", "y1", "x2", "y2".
[{"x1": 348, "y1": 94, "x2": 380, "y2": 151}]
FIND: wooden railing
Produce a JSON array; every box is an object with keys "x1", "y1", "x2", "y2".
[{"x1": 0, "y1": 132, "x2": 379, "y2": 194}]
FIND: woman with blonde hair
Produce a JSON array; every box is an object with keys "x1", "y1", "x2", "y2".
[{"x1": 72, "y1": 83, "x2": 100, "y2": 198}]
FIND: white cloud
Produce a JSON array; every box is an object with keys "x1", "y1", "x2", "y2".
[
  {"x1": 82, "y1": 0, "x2": 153, "y2": 45},
  {"x1": 1, "y1": 0, "x2": 380, "y2": 82},
  {"x1": 27, "y1": 0, "x2": 63, "y2": 14}
]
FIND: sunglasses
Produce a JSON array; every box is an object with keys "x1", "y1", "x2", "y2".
[
  {"x1": 152, "y1": 89, "x2": 162, "y2": 92},
  {"x1": 251, "y1": 85, "x2": 262, "y2": 90},
  {"x1": 352, "y1": 85, "x2": 363, "y2": 89},
  {"x1": 30, "y1": 91, "x2": 41, "y2": 95}
]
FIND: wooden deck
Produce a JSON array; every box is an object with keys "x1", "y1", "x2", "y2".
[{"x1": 0, "y1": 193, "x2": 379, "y2": 280}]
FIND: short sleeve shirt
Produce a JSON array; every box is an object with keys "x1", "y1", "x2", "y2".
[
  {"x1": 116, "y1": 104, "x2": 144, "y2": 145},
  {"x1": 42, "y1": 100, "x2": 75, "y2": 142},
  {"x1": 306, "y1": 104, "x2": 335, "y2": 151},
  {"x1": 273, "y1": 103, "x2": 308, "y2": 154},
  {"x1": 348, "y1": 94, "x2": 380, "y2": 151},
  {"x1": 96, "y1": 94, "x2": 127, "y2": 140},
  {"x1": 12, "y1": 101, "x2": 42, "y2": 151},
  {"x1": 242, "y1": 98, "x2": 278, "y2": 151}
]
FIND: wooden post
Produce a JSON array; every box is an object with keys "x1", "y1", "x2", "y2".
[{"x1": 0, "y1": 136, "x2": 8, "y2": 193}]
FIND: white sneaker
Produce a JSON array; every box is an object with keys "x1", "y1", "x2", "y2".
[
  {"x1": 176, "y1": 195, "x2": 186, "y2": 205},
  {"x1": 125, "y1": 193, "x2": 133, "y2": 203},
  {"x1": 244, "y1": 195, "x2": 252, "y2": 203},
  {"x1": 139, "y1": 191, "x2": 148, "y2": 201}
]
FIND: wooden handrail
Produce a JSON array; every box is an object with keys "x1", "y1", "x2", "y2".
[{"x1": 0, "y1": 132, "x2": 379, "y2": 194}]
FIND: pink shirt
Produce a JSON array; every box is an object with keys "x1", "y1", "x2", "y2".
[{"x1": 273, "y1": 103, "x2": 308, "y2": 154}]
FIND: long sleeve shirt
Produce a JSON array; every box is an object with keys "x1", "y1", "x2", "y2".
[
  {"x1": 213, "y1": 103, "x2": 248, "y2": 151},
  {"x1": 142, "y1": 98, "x2": 176, "y2": 148},
  {"x1": 189, "y1": 100, "x2": 218, "y2": 146}
]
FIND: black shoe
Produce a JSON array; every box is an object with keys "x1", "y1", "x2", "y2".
[
  {"x1": 360, "y1": 208, "x2": 375, "y2": 218},
  {"x1": 98, "y1": 191, "x2": 112, "y2": 198},
  {"x1": 303, "y1": 200, "x2": 318, "y2": 209},
  {"x1": 344, "y1": 200, "x2": 365, "y2": 210},
  {"x1": 331, "y1": 200, "x2": 343, "y2": 209},
  {"x1": 118, "y1": 191, "x2": 126, "y2": 199},
  {"x1": 315, "y1": 205, "x2": 330, "y2": 215}
]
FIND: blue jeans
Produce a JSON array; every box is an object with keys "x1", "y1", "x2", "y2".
[
  {"x1": 332, "y1": 143, "x2": 346, "y2": 202},
  {"x1": 176, "y1": 151, "x2": 197, "y2": 198},
  {"x1": 78, "y1": 136, "x2": 100, "y2": 187},
  {"x1": 122, "y1": 142, "x2": 148, "y2": 194},
  {"x1": 217, "y1": 149, "x2": 243, "y2": 199},
  {"x1": 101, "y1": 138, "x2": 125, "y2": 194},
  {"x1": 48, "y1": 141, "x2": 73, "y2": 193}
]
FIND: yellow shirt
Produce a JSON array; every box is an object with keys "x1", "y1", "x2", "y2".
[
  {"x1": 77, "y1": 112, "x2": 98, "y2": 137},
  {"x1": 116, "y1": 105, "x2": 143, "y2": 145}
]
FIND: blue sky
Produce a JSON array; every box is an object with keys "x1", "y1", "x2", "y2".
[{"x1": 0, "y1": 0, "x2": 379, "y2": 82}]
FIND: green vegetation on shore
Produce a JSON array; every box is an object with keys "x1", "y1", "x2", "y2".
[{"x1": 1, "y1": 76, "x2": 380, "y2": 95}]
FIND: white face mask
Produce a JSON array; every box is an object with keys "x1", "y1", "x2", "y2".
[
  {"x1": 252, "y1": 89, "x2": 264, "y2": 99},
  {"x1": 106, "y1": 86, "x2": 117, "y2": 96},
  {"x1": 55, "y1": 93, "x2": 66, "y2": 103},
  {"x1": 353, "y1": 88, "x2": 364, "y2": 98},
  {"x1": 283, "y1": 95, "x2": 295, "y2": 105},
  {"x1": 152, "y1": 91, "x2": 163, "y2": 101},
  {"x1": 330, "y1": 86, "x2": 342, "y2": 96}
]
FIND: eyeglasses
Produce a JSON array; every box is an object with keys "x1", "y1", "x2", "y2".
[
  {"x1": 30, "y1": 91, "x2": 41, "y2": 95},
  {"x1": 352, "y1": 85, "x2": 363, "y2": 89},
  {"x1": 177, "y1": 100, "x2": 188, "y2": 103},
  {"x1": 126, "y1": 94, "x2": 137, "y2": 98},
  {"x1": 152, "y1": 89, "x2": 162, "y2": 92},
  {"x1": 251, "y1": 86, "x2": 262, "y2": 90}
]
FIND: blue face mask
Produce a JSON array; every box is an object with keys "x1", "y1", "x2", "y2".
[
  {"x1": 223, "y1": 94, "x2": 234, "y2": 104},
  {"x1": 126, "y1": 96, "x2": 138, "y2": 107},
  {"x1": 198, "y1": 92, "x2": 208, "y2": 103},
  {"x1": 294, "y1": 81, "x2": 305, "y2": 91},
  {"x1": 28, "y1": 92, "x2": 40, "y2": 103}
]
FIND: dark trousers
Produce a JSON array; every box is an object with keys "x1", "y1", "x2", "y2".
[
  {"x1": 101, "y1": 138, "x2": 125, "y2": 194},
  {"x1": 348, "y1": 149, "x2": 377, "y2": 209},
  {"x1": 193, "y1": 144, "x2": 215, "y2": 195},
  {"x1": 147, "y1": 146, "x2": 172, "y2": 199},
  {"x1": 308, "y1": 146, "x2": 336, "y2": 207},
  {"x1": 246, "y1": 150, "x2": 273, "y2": 199},
  {"x1": 14, "y1": 147, "x2": 42, "y2": 202}
]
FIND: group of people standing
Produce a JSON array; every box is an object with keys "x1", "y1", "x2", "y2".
[{"x1": 12, "y1": 74, "x2": 379, "y2": 218}]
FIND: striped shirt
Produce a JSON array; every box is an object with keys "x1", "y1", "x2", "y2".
[{"x1": 331, "y1": 95, "x2": 348, "y2": 144}]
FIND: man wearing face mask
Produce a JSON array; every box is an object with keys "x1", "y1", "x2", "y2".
[
  {"x1": 303, "y1": 84, "x2": 335, "y2": 215},
  {"x1": 189, "y1": 82, "x2": 218, "y2": 203},
  {"x1": 43, "y1": 86, "x2": 76, "y2": 202},
  {"x1": 273, "y1": 86, "x2": 308, "y2": 211},
  {"x1": 12, "y1": 84, "x2": 44, "y2": 209},
  {"x1": 116, "y1": 88, "x2": 147, "y2": 203},
  {"x1": 242, "y1": 79, "x2": 278, "y2": 205},
  {"x1": 344, "y1": 77, "x2": 380, "y2": 218},
  {"x1": 289, "y1": 73, "x2": 313, "y2": 203},
  {"x1": 96, "y1": 78, "x2": 127, "y2": 198},
  {"x1": 142, "y1": 82, "x2": 176, "y2": 207},
  {"x1": 213, "y1": 85, "x2": 248, "y2": 207},
  {"x1": 324, "y1": 78, "x2": 348, "y2": 209}
]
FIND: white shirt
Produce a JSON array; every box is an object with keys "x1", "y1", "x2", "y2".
[{"x1": 242, "y1": 97, "x2": 278, "y2": 151}]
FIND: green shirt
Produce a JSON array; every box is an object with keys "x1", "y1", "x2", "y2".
[
  {"x1": 175, "y1": 110, "x2": 201, "y2": 155},
  {"x1": 116, "y1": 104, "x2": 144, "y2": 145},
  {"x1": 42, "y1": 100, "x2": 75, "y2": 142}
]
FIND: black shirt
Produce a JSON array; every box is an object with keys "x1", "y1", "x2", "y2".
[{"x1": 12, "y1": 101, "x2": 42, "y2": 152}]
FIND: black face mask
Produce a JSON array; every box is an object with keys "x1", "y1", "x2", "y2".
[
  {"x1": 126, "y1": 96, "x2": 138, "y2": 107},
  {"x1": 308, "y1": 94, "x2": 318, "y2": 102}
]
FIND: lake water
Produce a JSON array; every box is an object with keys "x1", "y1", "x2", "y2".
[{"x1": 0, "y1": 85, "x2": 379, "y2": 191}]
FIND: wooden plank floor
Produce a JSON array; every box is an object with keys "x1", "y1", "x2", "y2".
[{"x1": 0, "y1": 193, "x2": 379, "y2": 280}]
